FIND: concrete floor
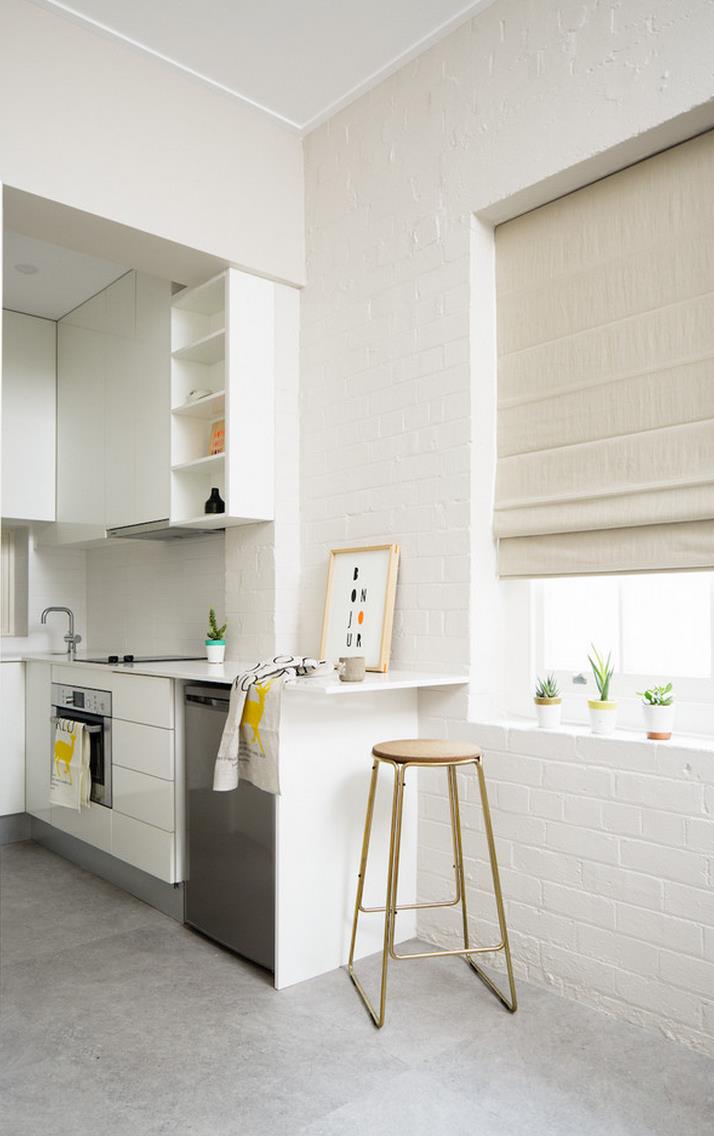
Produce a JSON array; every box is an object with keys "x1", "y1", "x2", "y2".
[{"x1": 1, "y1": 842, "x2": 712, "y2": 1136}]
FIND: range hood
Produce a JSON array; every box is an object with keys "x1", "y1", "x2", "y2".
[{"x1": 107, "y1": 519, "x2": 222, "y2": 541}]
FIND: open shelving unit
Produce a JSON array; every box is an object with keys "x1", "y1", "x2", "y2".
[{"x1": 169, "y1": 268, "x2": 275, "y2": 530}]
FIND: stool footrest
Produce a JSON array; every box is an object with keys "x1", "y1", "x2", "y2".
[
  {"x1": 390, "y1": 941, "x2": 505, "y2": 961},
  {"x1": 359, "y1": 893, "x2": 460, "y2": 915}
]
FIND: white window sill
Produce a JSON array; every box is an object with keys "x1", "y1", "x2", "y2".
[{"x1": 468, "y1": 717, "x2": 714, "y2": 759}]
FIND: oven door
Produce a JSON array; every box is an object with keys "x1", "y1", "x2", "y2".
[{"x1": 50, "y1": 708, "x2": 112, "y2": 808}]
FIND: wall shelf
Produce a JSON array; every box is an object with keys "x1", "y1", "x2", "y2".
[
  {"x1": 171, "y1": 453, "x2": 224, "y2": 474},
  {"x1": 171, "y1": 328, "x2": 225, "y2": 366},
  {"x1": 171, "y1": 390, "x2": 225, "y2": 419},
  {"x1": 170, "y1": 267, "x2": 275, "y2": 529}
]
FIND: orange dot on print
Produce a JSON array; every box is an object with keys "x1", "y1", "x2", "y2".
[{"x1": 357, "y1": 611, "x2": 365, "y2": 625}]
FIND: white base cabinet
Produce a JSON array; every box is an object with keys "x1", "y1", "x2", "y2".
[
  {"x1": 0, "y1": 661, "x2": 26, "y2": 815},
  {"x1": 26, "y1": 664, "x2": 181, "y2": 884}
]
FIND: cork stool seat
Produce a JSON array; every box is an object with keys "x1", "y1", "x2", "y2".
[{"x1": 348, "y1": 738, "x2": 517, "y2": 1028}]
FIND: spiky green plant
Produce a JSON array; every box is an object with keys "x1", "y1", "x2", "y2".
[
  {"x1": 638, "y1": 683, "x2": 673, "y2": 706},
  {"x1": 534, "y1": 673, "x2": 560, "y2": 699},
  {"x1": 207, "y1": 607, "x2": 227, "y2": 641},
  {"x1": 588, "y1": 644, "x2": 614, "y2": 702}
]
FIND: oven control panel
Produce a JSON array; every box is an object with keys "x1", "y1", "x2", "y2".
[{"x1": 51, "y1": 684, "x2": 112, "y2": 718}]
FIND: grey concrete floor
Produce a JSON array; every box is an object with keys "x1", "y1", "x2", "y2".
[{"x1": 1, "y1": 842, "x2": 712, "y2": 1136}]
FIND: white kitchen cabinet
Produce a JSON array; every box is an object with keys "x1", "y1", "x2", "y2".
[
  {"x1": 113, "y1": 719, "x2": 174, "y2": 779},
  {"x1": 56, "y1": 315, "x2": 106, "y2": 533},
  {"x1": 105, "y1": 273, "x2": 171, "y2": 530},
  {"x1": 25, "y1": 660, "x2": 52, "y2": 822},
  {"x1": 0, "y1": 661, "x2": 26, "y2": 815},
  {"x1": 50, "y1": 800, "x2": 112, "y2": 853},
  {"x1": 1, "y1": 311, "x2": 56, "y2": 522},
  {"x1": 53, "y1": 271, "x2": 171, "y2": 542},
  {"x1": 112, "y1": 811, "x2": 176, "y2": 882},
  {"x1": 113, "y1": 672, "x2": 173, "y2": 728},
  {"x1": 113, "y1": 766, "x2": 174, "y2": 832}
]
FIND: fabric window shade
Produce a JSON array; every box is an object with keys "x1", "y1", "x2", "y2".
[{"x1": 494, "y1": 130, "x2": 714, "y2": 578}]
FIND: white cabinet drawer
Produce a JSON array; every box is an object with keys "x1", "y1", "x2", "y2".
[
  {"x1": 113, "y1": 674, "x2": 173, "y2": 728},
  {"x1": 112, "y1": 811, "x2": 176, "y2": 883},
  {"x1": 50, "y1": 801, "x2": 112, "y2": 853},
  {"x1": 113, "y1": 766, "x2": 175, "y2": 832},
  {"x1": 113, "y1": 720, "x2": 174, "y2": 780}
]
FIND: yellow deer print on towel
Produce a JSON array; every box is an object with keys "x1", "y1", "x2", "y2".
[
  {"x1": 54, "y1": 726, "x2": 78, "y2": 781},
  {"x1": 241, "y1": 681, "x2": 272, "y2": 755}
]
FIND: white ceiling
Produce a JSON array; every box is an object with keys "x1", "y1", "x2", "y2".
[
  {"x1": 37, "y1": 0, "x2": 495, "y2": 132},
  {"x1": 3, "y1": 231, "x2": 127, "y2": 320}
]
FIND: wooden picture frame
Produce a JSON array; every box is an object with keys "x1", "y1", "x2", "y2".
[{"x1": 319, "y1": 544, "x2": 400, "y2": 673}]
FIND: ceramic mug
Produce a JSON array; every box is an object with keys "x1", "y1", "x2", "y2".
[{"x1": 337, "y1": 656, "x2": 366, "y2": 683}]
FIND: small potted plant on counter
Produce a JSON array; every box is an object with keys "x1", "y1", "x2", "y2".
[
  {"x1": 206, "y1": 608, "x2": 227, "y2": 663},
  {"x1": 587, "y1": 644, "x2": 617, "y2": 734},
  {"x1": 534, "y1": 674, "x2": 562, "y2": 728},
  {"x1": 638, "y1": 682, "x2": 675, "y2": 740}
]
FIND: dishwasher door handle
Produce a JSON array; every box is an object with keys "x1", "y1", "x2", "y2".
[{"x1": 185, "y1": 694, "x2": 229, "y2": 710}]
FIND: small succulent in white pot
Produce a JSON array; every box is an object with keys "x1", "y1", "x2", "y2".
[
  {"x1": 638, "y1": 683, "x2": 675, "y2": 740},
  {"x1": 205, "y1": 608, "x2": 227, "y2": 663},
  {"x1": 587, "y1": 645, "x2": 616, "y2": 734},
  {"x1": 534, "y1": 674, "x2": 562, "y2": 728}
]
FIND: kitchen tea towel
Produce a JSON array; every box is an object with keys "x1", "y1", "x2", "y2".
[
  {"x1": 213, "y1": 655, "x2": 320, "y2": 795},
  {"x1": 50, "y1": 719, "x2": 92, "y2": 811}
]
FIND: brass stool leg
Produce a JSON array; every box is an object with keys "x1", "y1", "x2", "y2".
[
  {"x1": 448, "y1": 765, "x2": 470, "y2": 951},
  {"x1": 348, "y1": 761, "x2": 404, "y2": 1028},
  {"x1": 467, "y1": 758, "x2": 518, "y2": 1013},
  {"x1": 348, "y1": 761, "x2": 379, "y2": 971}
]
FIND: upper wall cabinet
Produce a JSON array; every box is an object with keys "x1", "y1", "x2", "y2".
[
  {"x1": 170, "y1": 268, "x2": 274, "y2": 529},
  {"x1": 1, "y1": 311, "x2": 56, "y2": 522},
  {"x1": 54, "y1": 271, "x2": 171, "y2": 542}
]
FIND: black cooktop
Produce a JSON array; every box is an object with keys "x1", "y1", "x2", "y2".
[{"x1": 75, "y1": 654, "x2": 204, "y2": 666}]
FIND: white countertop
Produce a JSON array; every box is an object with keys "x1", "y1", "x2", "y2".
[{"x1": 12, "y1": 652, "x2": 467, "y2": 694}]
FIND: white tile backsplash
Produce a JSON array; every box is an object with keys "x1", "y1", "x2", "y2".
[
  {"x1": 86, "y1": 534, "x2": 225, "y2": 656},
  {"x1": 2, "y1": 529, "x2": 87, "y2": 656}
]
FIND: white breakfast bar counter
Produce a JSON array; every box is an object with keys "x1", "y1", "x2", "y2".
[{"x1": 19, "y1": 655, "x2": 466, "y2": 989}]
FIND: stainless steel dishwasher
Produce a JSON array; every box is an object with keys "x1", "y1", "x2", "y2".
[{"x1": 184, "y1": 684, "x2": 275, "y2": 971}]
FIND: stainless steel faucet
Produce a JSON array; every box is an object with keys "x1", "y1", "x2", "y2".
[{"x1": 41, "y1": 607, "x2": 82, "y2": 657}]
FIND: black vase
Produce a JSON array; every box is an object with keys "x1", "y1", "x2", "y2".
[{"x1": 204, "y1": 487, "x2": 225, "y2": 515}]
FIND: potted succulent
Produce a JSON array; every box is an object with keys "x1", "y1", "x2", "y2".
[
  {"x1": 587, "y1": 644, "x2": 617, "y2": 734},
  {"x1": 638, "y1": 683, "x2": 675, "y2": 740},
  {"x1": 205, "y1": 608, "x2": 227, "y2": 663},
  {"x1": 534, "y1": 674, "x2": 562, "y2": 728}
]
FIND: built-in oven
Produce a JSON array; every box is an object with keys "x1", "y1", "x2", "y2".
[{"x1": 50, "y1": 683, "x2": 113, "y2": 808}]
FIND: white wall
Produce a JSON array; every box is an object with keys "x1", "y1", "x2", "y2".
[
  {"x1": 301, "y1": 0, "x2": 714, "y2": 1053},
  {"x1": 86, "y1": 535, "x2": 225, "y2": 657},
  {"x1": 0, "y1": 0, "x2": 304, "y2": 286}
]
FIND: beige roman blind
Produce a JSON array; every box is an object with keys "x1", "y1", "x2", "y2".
[{"x1": 494, "y1": 130, "x2": 714, "y2": 578}]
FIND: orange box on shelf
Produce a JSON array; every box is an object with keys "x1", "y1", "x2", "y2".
[{"x1": 208, "y1": 418, "x2": 225, "y2": 456}]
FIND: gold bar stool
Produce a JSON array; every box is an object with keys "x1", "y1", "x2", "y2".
[{"x1": 348, "y1": 738, "x2": 517, "y2": 1028}]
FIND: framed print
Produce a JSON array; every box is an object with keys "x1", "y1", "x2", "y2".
[{"x1": 320, "y1": 544, "x2": 400, "y2": 673}]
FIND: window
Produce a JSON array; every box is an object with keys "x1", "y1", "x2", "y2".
[
  {"x1": 1, "y1": 528, "x2": 29, "y2": 638},
  {"x1": 531, "y1": 572, "x2": 714, "y2": 733}
]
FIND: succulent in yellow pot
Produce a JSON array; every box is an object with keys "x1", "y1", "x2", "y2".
[
  {"x1": 587, "y1": 645, "x2": 616, "y2": 734},
  {"x1": 534, "y1": 674, "x2": 562, "y2": 728}
]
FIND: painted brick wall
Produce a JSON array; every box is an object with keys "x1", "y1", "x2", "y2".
[
  {"x1": 417, "y1": 711, "x2": 714, "y2": 1054},
  {"x1": 302, "y1": 0, "x2": 714, "y2": 1051}
]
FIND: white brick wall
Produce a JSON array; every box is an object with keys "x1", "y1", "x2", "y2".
[
  {"x1": 301, "y1": 0, "x2": 714, "y2": 1053},
  {"x1": 415, "y1": 721, "x2": 714, "y2": 1055}
]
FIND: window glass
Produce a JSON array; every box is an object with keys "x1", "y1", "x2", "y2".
[
  {"x1": 620, "y1": 572, "x2": 711, "y2": 677},
  {"x1": 543, "y1": 576, "x2": 619, "y2": 673},
  {"x1": 542, "y1": 572, "x2": 713, "y2": 681}
]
